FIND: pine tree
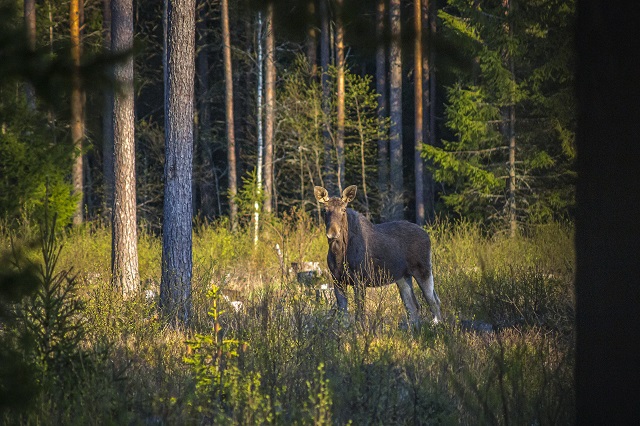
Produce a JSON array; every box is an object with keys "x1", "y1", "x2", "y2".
[{"x1": 424, "y1": 0, "x2": 576, "y2": 228}]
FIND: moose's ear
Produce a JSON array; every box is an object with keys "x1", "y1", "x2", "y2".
[
  {"x1": 342, "y1": 185, "x2": 357, "y2": 203},
  {"x1": 314, "y1": 186, "x2": 330, "y2": 203}
]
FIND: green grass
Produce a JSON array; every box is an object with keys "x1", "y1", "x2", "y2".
[{"x1": 1, "y1": 215, "x2": 575, "y2": 425}]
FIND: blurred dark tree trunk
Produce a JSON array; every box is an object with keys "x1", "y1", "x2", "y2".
[
  {"x1": 575, "y1": 1, "x2": 640, "y2": 423},
  {"x1": 196, "y1": 0, "x2": 214, "y2": 219},
  {"x1": 111, "y1": 0, "x2": 139, "y2": 295},
  {"x1": 161, "y1": 0, "x2": 195, "y2": 325},
  {"x1": 306, "y1": 0, "x2": 317, "y2": 78},
  {"x1": 422, "y1": 0, "x2": 435, "y2": 223},
  {"x1": 389, "y1": 0, "x2": 403, "y2": 219},
  {"x1": 376, "y1": 0, "x2": 389, "y2": 201},
  {"x1": 24, "y1": 0, "x2": 36, "y2": 110}
]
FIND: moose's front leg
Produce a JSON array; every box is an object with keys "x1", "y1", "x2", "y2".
[{"x1": 334, "y1": 281, "x2": 348, "y2": 312}]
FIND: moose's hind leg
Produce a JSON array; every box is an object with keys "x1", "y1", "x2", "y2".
[
  {"x1": 415, "y1": 269, "x2": 442, "y2": 324},
  {"x1": 396, "y1": 277, "x2": 420, "y2": 326}
]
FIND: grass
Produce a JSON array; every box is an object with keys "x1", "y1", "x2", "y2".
[{"x1": 1, "y1": 214, "x2": 575, "y2": 425}]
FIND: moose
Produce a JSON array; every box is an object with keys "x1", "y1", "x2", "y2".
[{"x1": 314, "y1": 185, "x2": 442, "y2": 326}]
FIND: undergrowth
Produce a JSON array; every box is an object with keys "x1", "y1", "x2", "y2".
[{"x1": 0, "y1": 215, "x2": 575, "y2": 425}]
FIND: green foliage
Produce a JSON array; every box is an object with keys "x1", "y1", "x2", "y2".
[
  {"x1": 301, "y1": 363, "x2": 332, "y2": 425},
  {"x1": 427, "y1": 0, "x2": 576, "y2": 227},
  {"x1": 276, "y1": 56, "x2": 388, "y2": 217},
  {"x1": 184, "y1": 284, "x2": 273, "y2": 424},
  {"x1": 0, "y1": 103, "x2": 76, "y2": 226}
]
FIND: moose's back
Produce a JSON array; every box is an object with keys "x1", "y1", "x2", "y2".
[{"x1": 348, "y1": 211, "x2": 432, "y2": 285}]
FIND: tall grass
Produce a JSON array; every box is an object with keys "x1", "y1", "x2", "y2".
[{"x1": 1, "y1": 214, "x2": 575, "y2": 425}]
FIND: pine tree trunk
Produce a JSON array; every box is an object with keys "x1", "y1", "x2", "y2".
[
  {"x1": 197, "y1": 0, "x2": 214, "y2": 219},
  {"x1": 102, "y1": 0, "x2": 114, "y2": 219},
  {"x1": 423, "y1": 0, "x2": 436, "y2": 223},
  {"x1": 71, "y1": 0, "x2": 84, "y2": 226},
  {"x1": 320, "y1": 0, "x2": 334, "y2": 193},
  {"x1": 24, "y1": 0, "x2": 36, "y2": 110},
  {"x1": 221, "y1": 0, "x2": 237, "y2": 231},
  {"x1": 161, "y1": 0, "x2": 195, "y2": 325},
  {"x1": 263, "y1": 2, "x2": 275, "y2": 214},
  {"x1": 389, "y1": 0, "x2": 403, "y2": 220},
  {"x1": 503, "y1": 0, "x2": 517, "y2": 236},
  {"x1": 306, "y1": 0, "x2": 317, "y2": 78},
  {"x1": 335, "y1": 0, "x2": 345, "y2": 193},
  {"x1": 376, "y1": 0, "x2": 389, "y2": 200},
  {"x1": 111, "y1": 0, "x2": 139, "y2": 295},
  {"x1": 414, "y1": 0, "x2": 425, "y2": 225}
]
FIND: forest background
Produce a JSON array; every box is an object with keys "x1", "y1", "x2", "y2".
[{"x1": 2, "y1": 0, "x2": 632, "y2": 424}]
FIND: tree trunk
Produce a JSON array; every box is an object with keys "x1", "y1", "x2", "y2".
[
  {"x1": 389, "y1": 0, "x2": 403, "y2": 220},
  {"x1": 320, "y1": 0, "x2": 334, "y2": 193},
  {"x1": 111, "y1": 0, "x2": 139, "y2": 295},
  {"x1": 414, "y1": 0, "x2": 425, "y2": 225},
  {"x1": 376, "y1": 0, "x2": 389, "y2": 201},
  {"x1": 306, "y1": 0, "x2": 317, "y2": 78},
  {"x1": 255, "y1": 12, "x2": 264, "y2": 247},
  {"x1": 161, "y1": 0, "x2": 195, "y2": 325},
  {"x1": 70, "y1": 0, "x2": 84, "y2": 226},
  {"x1": 576, "y1": 2, "x2": 640, "y2": 422},
  {"x1": 423, "y1": 0, "x2": 435, "y2": 223},
  {"x1": 503, "y1": 0, "x2": 517, "y2": 236},
  {"x1": 102, "y1": 0, "x2": 114, "y2": 219},
  {"x1": 335, "y1": 0, "x2": 345, "y2": 193},
  {"x1": 24, "y1": 0, "x2": 36, "y2": 110},
  {"x1": 221, "y1": 0, "x2": 238, "y2": 231},
  {"x1": 197, "y1": 0, "x2": 214, "y2": 219},
  {"x1": 263, "y1": 2, "x2": 275, "y2": 214}
]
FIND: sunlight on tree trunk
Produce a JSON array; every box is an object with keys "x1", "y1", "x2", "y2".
[
  {"x1": 70, "y1": 0, "x2": 84, "y2": 226},
  {"x1": 414, "y1": 0, "x2": 425, "y2": 225},
  {"x1": 222, "y1": 0, "x2": 237, "y2": 231},
  {"x1": 111, "y1": 0, "x2": 139, "y2": 295},
  {"x1": 389, "y1": 0, "x2": 403, "y2": 220},
  {"x1": 264, "y1": 2, "x2": 275, "y2": 215}
]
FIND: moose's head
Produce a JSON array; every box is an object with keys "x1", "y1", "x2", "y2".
[{"x1": 314, "y1": 185, "x2": 357, "y2": 241}]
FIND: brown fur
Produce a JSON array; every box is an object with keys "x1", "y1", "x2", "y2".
[{"x1": 314, "y1": 185, "x2": 442, "y2": 325}]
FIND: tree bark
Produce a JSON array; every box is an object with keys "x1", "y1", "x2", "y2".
[
  {"x1": 376, "y1": 0, "x2": 389, "y2": 200},
  {"x1": 503, "y1": 0, "x2": 517, "y2": 236},
  {"x1": 196, "y1": 0, "x2": 214, "y2": 219},
  {"x1": 161, "y1": 0, "x2": 195, "y2": 325},
  {"x1": 24, "y1": 0, "x2": 36, "y2": 110},
  {"x1": 102, "y1": 0, "x2": 114, "y2": 219},
  {"x1": 263, "y1": 1, "x2": 275, "y2": 214},
  {"x1": 422, "y1": 0, "x2": 435, "y2": 223},
  {"x1": 306, "y1": 0, "x2": 318, "y2": 78},
  {"x1": 414, "y1": 0, "x2": 425, "y2": 225},
  {"x1": 71, "y1": 0, "x2": 84, "y2": 226},
  {"x1": 221, "y1": 0, "x2": 238, "y2": 231},
  {"x1": 111, "y1": 0, "x2": 139, "y2": 295},
  {"x1": 255, "y1": 12, "x2": 264, "y2": 246},
  {"x1": 575, "y1": 1, "x2": 640, "y2": 422},
  {"x1": 335, "y1": 0, "x2": 345, "y2": 192},
  {"x1": 389, "y1": 0, "x2": 403, "y2": 220},
  {"x1": 320, "y1": 0, "x2": 334, "y2": 193}
]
